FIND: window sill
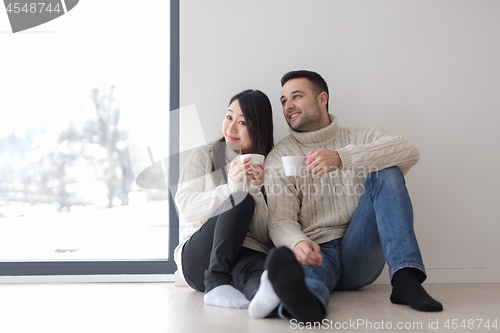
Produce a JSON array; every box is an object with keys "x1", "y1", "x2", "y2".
[{"x1": 0, "y1": 274, "x2": 175, "y2": 284}]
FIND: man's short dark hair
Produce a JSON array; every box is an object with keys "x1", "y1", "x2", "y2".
[{"x1": 281, "y1": 70, "x2": 329, "y2": 111}]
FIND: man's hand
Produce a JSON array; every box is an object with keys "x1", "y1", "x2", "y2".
[
  {"x1": 305, "y1": 149, "x2": 342, "y2": 176},
  {"x1": 293, "y1": 240, "x2": 323, "y2": 266}
]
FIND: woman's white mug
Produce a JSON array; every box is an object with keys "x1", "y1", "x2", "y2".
[
  {"x1": 281, "y1": 156, "x2": 306, "y2": 176},
  {"x1": 240, "y1": 154, "x2": 265, "y2": 174}
]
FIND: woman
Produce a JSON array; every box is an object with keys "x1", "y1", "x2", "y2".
[{"x1": 173, "y1": 89, "x2": 274, "y2": 308}]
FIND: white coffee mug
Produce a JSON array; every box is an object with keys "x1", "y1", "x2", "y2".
[
  {"x1": 240, "y1": 154, "x2": 265, "y2": 174},
  {"x1": 281, "y1": 156, "x2": 306, "y2": 176}
]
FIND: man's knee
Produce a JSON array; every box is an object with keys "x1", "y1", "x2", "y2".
[{"x1": 368, "y1": 166, "x2": 405, "y2": 185}]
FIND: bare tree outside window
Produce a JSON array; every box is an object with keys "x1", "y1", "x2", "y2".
[
  {"x1": 0, "y1": 82, "x2": 166, "y2": 216},
  {"x1": 57, "y1": 82, "x2": 134, "y2": 210}
]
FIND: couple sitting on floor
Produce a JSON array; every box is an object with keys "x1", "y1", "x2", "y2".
[{"x1": 174, "y1": 70, "x2": 443, "y2": 324}]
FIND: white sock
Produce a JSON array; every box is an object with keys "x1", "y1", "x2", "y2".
[
  {"x1": 203, "y1": 285, "x2": 250, "y2": 309},
  {"x1": 248, "y1": 270, "x2": 281, "y2": 318}
]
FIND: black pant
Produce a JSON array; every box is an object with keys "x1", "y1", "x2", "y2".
[{"x1": 181, "y1": 191, "x2": 267, "y2": 300}]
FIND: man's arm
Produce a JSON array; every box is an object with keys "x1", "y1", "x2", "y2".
[
  {"x1": 305, "y1": 127, "x2": 419, "y2": 176},
  {"x1": 337, "y1": 127, "x2": 420, "y2": 175},
  {"x1": 264, "y1": 152, "x2": 313, "y2": 244},
  {"x1": 265, "y1": 150, "x2": 325, "y2": 266}
]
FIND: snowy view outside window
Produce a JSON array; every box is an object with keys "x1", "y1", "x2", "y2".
[{"x1": 0, "y1": 1, "x2": 171, "y2": 261}]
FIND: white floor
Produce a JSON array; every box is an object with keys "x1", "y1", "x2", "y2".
[{"x1": 1, "y1": 282, "x2": 499, "y2": 333}]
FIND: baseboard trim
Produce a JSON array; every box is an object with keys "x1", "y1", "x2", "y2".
[{"x1": 373, "y1": 268, "x2": 500, "y2": 284}]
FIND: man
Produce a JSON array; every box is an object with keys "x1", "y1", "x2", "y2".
[{"x1": 248, "y1": 70, "x2": 442, "y2": 323}]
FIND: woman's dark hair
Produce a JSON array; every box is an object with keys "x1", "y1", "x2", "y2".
[
  {"x1": 212, "y1": 89, "x2": 274, "y2": 184},
  {"x1": 281, "y1": 70, "x2": 329, "y2": 111}
]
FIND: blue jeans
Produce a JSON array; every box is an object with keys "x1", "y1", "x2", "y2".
[{"x1": 279, "y1": 166, "x2": 426, "y2": 319}]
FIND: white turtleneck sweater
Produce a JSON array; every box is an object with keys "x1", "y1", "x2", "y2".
[
  {"x1": 264, "y1": 114, "x2": 420, "y2": 250},
  {"x1": 174, "y1": 144, "x2": 270, "y2": 279}
]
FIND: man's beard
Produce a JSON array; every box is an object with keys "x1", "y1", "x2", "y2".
[{"x1": 287, "y1": 107, "x2": 323, "y2": 132}]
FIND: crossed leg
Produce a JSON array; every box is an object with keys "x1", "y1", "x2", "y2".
[{"x1": 251, "y1": 167, "x2": 442, "y2": 322}]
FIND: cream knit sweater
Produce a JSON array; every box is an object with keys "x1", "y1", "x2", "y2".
[
  {"x1": 174, "y1": 145, "x2": 270, "y2": 279},
  {"x1": 264, "y1": 115, "x2": 420, "y2": 250}
]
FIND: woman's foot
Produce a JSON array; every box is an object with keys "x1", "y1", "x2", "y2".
[
  {"x1": 248, "y1": 270, "x2": 280, "y2": 318},
  {"x1": 203, "y1": 285, "x2": 249, "y2": 308}
]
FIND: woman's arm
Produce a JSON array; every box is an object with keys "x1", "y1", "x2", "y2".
[{"x1": 175, "y1": 147, "x2": 246, "y2": 223}]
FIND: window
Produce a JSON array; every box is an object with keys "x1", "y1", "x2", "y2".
[{"x1": 0, "y1": 0, "x2": 179, "y2": 276}]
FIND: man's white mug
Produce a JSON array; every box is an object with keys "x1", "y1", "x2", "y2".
[
  {"x1": 281, "y1": 156, "x2": 306, "y2": 176},
  {"x1": 240, "y1": 154, "x2": 265, "y2": 174}
]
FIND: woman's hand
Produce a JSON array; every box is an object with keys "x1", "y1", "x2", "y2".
[
  {"x1": 246, "y1": 162, "x2": 266, "y2": 186},
  {"x1": 228, "y1": 156, "x2": 252, "y2": 183}
]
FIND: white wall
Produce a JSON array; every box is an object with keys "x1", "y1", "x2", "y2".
[{"x1": 180, "y1": 0, "x2": 500, "y2": 282}]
